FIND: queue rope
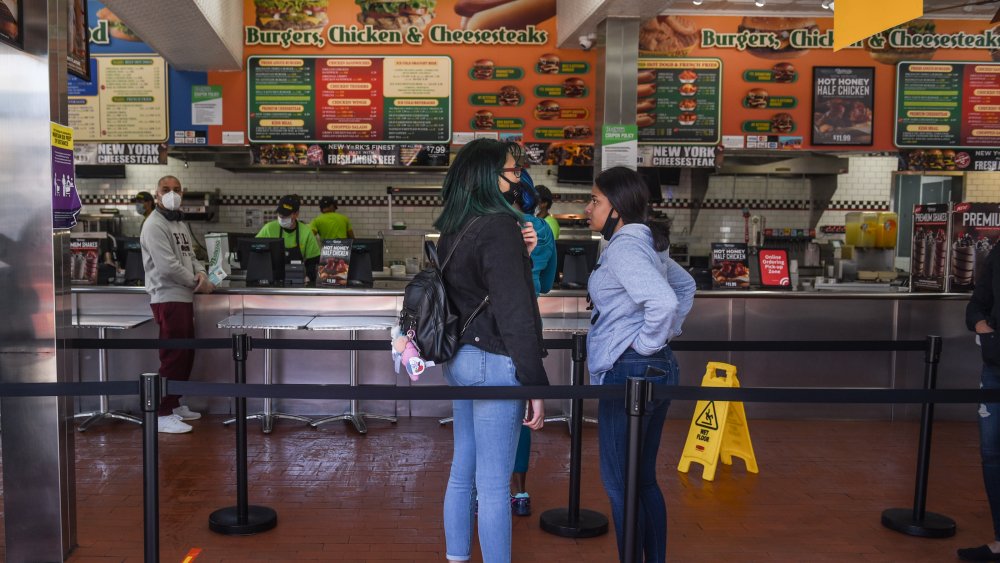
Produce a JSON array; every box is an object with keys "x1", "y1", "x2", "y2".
[
  {"x1": 3, "y1": 379, "x2": 1000, "y2": 404},
  {"x1": 66, "y1": 337, "x2": 929, "y2": 353}
]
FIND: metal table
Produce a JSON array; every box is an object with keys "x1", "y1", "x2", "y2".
[
  {"x1": 438, "y1": 317, "x2": 595, "y2": 428},
  {"x1": 217, "y1": 314, "x2": 315, "y2": 433},
  {"x1": 306, "y1": 316, "x2": 397, "y2": 434},
  {"x1": 73, "y1": 314, "x2": 153, "y2": 431}
]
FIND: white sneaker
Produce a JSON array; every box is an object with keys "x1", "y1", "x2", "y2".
[
  {"x1": 172, "y1": 405, "x2": 202, "y2": 420},
  {"x1": 158, "y1": 414, "x2": 192, "y2": 434}
]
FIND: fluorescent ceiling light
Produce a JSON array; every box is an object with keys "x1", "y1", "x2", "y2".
[
  {"x1": 692, "y1": 0, "x2": 703, "y2": 4},
  {"x1": 755, "y1": 0, "x2": 765, "y2": 6}
]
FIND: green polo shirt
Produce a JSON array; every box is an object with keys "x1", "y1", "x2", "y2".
[
  {"x1": 256, "y1": 220, "x2": 321, "y2": 260},
  {"x1": 543, "y1": 214, "x2": 560, "y2": 240},
  {"x1": 310, "y1": 211, "x2": 353, "y2": 240}
]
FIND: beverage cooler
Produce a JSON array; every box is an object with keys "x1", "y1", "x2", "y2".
[{"x1": 910, "y1": 202, "x2": 1000, "y2": 293}]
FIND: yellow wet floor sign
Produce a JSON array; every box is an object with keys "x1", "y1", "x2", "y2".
[{"x1": 677, "y1": 362, "x2": 759, "y2": 481}]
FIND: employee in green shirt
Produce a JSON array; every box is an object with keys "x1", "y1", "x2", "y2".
[
  {"x1": 256, "y1": 195, "x2": 321, "y2": 282},
  {"x1": 535, "y1": 185, "x2": 560, "y2": 240},
  {"x1": 310, "y1": 196, "x2": 355, "y2": 240}
]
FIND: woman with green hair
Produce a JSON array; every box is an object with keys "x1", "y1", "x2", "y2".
[{"x1": 436, "y1": 139, "x2": 549, "y2": 563}]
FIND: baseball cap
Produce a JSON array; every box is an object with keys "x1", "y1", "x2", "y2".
[
  {"x1": 276, "y1": 195, "x2": 300, "y2": 216},
  {"x1": 132, "y1": 191, "x2": 154, "y2": 203},
  {"x1": 319, "y1": 196, "x2": 338, "y2": 209}
]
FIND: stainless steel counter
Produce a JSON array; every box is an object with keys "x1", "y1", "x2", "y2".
[{"x1": 69, "y1": 285, "x2": 981, "y2": 422}]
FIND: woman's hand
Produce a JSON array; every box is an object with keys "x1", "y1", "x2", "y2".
[
  {"x1": 523, "y1": 399, "x2": 544, "y2": 430},
  {"x1": 521, "y1": 222, "x2": 538, "y2": 255},
  {"x1": 977, "y1": 320, "x2": 995, "y2": 334}
]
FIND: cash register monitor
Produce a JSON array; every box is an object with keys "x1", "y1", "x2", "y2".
[
  {"x1": 115, "y1": 236, "x2": 145, "y2": 285},
  {"x1": 555, "y1": 239, "x2": 599, "y2": 289},
  {"x1": 237, "y1": 237, "x2": 284, "y2": 286},
  {"x1": 346, "y1": 238, "x2": 384, "y2": 288}
]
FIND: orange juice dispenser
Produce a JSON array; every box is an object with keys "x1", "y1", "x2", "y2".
[
  {"x1": 875, "y1": 212, "x2": 898, "y2": 248},
  {"x1": 860, "y1": 212, "x2": 879, "y2": 248},
  {"x1": 845, "y1": 212, "x2": 862, "y2": 247}
]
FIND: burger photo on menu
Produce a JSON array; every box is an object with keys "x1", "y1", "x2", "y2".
[
  {"x1": 0, "y1": 0, "x2": 18, "y2": 46},
  {"x1": 771, "y1": 112, "x2": 794, "y2": 133},
  {"x1": 563, "y1": 78, "x2": 586, "y2": 98},
  {"x1": 356, "y1": 0, "x2": 436, "y2": 31},
  {"x1": 563, "y1": 125, "x2": 592, "y2": 139},
  {"x1": 255, "y1": 0, "x2": 330, "y2": 30},
  {"x1": 772, "y1": 62, "x2": 797, "y2": 83},
  {"x1": 455, "y1": 0, "x2": 557, "y2": 31},
  {"x1": 537, "y1": 53, "x2": 560, "y2": 74},
  {"x1": 473, "y1": 109, "x2": 495, "y2": 130},
  {"x1": 865, "y1": 19, "x2": 937, "y2": 64},
  {"x1": 472, "y1": 59, "x2": 495, "y2": 80},
  {"x1": 498, "y1": 85, "x2": 522, "y2": 106},
  {"x1": 638, "y1": 15, "x2": 699, "y2": 56},
  {"x1": 745, "y1": 88, "x2": 770, "y2": 109},
  {"x1": 737, "y1": 17, "x2": 818, "y2": 59},
  {"x1": 535, "y1": 100, "x2": 561, "y2": 120},
  {"x1": 97, "y1": 6, "x2": 142, "y2": 41}
]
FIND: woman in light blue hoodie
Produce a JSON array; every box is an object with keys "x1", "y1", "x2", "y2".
[{"x1": 584, "y1": 166, "x2": 696, "y2": 563}]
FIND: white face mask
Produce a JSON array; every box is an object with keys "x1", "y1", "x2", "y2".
[
  {"x1": 278, "y1": 216, "x2": 295, "y2": 229},
  {"x1": 160, "y1": 191, "x2": 182, "y2": 211}
]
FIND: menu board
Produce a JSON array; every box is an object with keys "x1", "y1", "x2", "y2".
[
  {"x1": 68, "y1": 54, "x2": 169, "y2": 142},
  {"x1": 812, "y1": 67, "x2": 874, "y2": 145},
  {"x1": 637, "y1": 58, "x2": 722, "y2": 145},
  {"x1": 949, "y1": 202, "x2": 1000, "y2": 292},
  {"x1": 248, "y1": 55, "x2": 451, "y2": 144},
  {"x1": 896, "y1": 61, "x2": 1000, "y2": 148},
  {"x1": 911, "y1": 203, "x2": 950, "y2": 293},
  {"x1": 710, "y1": 243, "x2": 750, "y2": 289}
]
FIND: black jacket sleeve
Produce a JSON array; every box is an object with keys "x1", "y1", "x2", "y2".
[
  {"x1": 477, "y1": 218, "x2": 549, "y2": 386},
  {"x1": 968, "y1": 245, "x2": 999, "y2": 331}
]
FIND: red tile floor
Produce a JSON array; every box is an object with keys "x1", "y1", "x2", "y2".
[{"x1": 0, "y1": 416, "x2": 995, "y2": 562}]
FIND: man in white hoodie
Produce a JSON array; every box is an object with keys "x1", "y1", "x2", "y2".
[{"x1": 140, "y1": 175, "x2": 214, "y2": 433}]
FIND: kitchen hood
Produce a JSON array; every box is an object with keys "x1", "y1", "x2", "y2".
[{"x1": 716, "y1": 152, "x2": 849, "y2": 176}]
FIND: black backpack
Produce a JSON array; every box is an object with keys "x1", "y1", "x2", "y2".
[{"x1": 398, "y1": 217, "x2": 488, "y2": 364}]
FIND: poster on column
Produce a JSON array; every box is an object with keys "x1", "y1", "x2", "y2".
[
  {"x1": 51, "y1": 123, "x2": 82, "y2": 230},
  {"x1": 910, "y1": 203, "x2": 950, "y2": 293}
]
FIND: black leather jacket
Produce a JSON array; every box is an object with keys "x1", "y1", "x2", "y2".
[
  {"x1": 439, "y1": 213, "x2": 549, "y2": 386},
  {"x1": 968, "y1": 244, "x2": 1000, "y2": 332}
]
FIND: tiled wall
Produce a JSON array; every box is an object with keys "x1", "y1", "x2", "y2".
[{"x1": 75, "y1": 155, "x2": 1000, "y2": 262}]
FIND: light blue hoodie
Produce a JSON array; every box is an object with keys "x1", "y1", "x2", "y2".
[{"x1": 587, "y1": 223, "x2": 696, "y2": 381}]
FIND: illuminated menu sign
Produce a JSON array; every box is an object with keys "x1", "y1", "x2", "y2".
[
  {"x1": 637, "y1": 58, "x2": 722, "y2": 145},
  {"x1": 895, "y1": 61, "x2": 1000, "y2": 148},
  {"x1": 248, "y1": 55, "x2": 451, "y2": 143}
]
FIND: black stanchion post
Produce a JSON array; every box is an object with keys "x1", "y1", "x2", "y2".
[
  {"x1": 881, "y1": 334, "x2": 955, "y2": 538},
  {"x1": 622, "y1": 376, "x2": 648, "y2": 563},
  {"x1": 540, "y1": 332, "x2": 608, "y2": 538},
  {"x1": 209, "y1": 333, "x2": 278, "y2": 535},
  {"x1": 140, "y1": 373, "x2": 162, "y2": 563}
]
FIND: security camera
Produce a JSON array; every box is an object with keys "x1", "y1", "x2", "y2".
[{"x1": 579, "y1": 33, "x2": 596, "y2": 51}]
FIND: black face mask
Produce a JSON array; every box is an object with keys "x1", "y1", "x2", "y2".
[
  {"x1": 157, "y1": 207, "x2": 183, "y2": 222},
  {"x1": 501, "y1": 176, "x2": 521, "y2": 207},
  {"x1": 600, "y1": 209, "x2": 620, "y2": 241}
]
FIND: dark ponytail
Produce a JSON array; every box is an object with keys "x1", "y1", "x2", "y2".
[{"x1": 594, "y1": 166, "x2": 671, "y2": 252}]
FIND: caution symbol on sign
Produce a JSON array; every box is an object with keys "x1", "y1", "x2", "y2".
[{"x1": 677, "y1": 362, "x2": 758, "y2": 481}]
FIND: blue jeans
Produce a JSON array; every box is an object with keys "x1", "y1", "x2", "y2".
[
  {"x1": 979, "y1": 362, "x2": 1000, "y2": 541},
  {"x1": 442, "y1": 345, "x2": 523, "y2": 562},
  {"x1": 598, "y1": 347, "x2": 678, "y2": 563}
]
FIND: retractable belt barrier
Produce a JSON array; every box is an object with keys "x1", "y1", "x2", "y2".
[{"x1": 41, "y1": 333, "x2": 964, "y2": 563}]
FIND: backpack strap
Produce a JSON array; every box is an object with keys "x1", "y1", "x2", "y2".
[{"x1": 438, "y1": 216, "x2": 482, "y2": 272}]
